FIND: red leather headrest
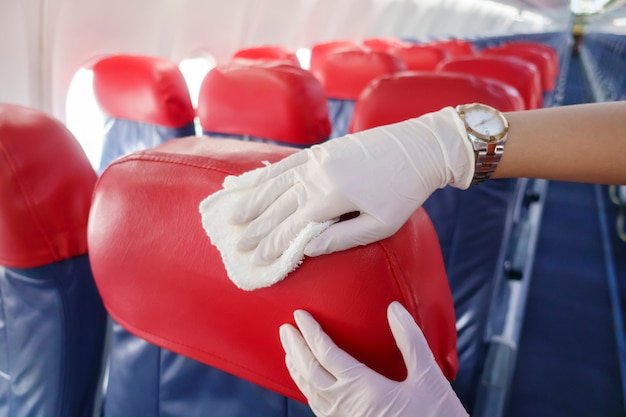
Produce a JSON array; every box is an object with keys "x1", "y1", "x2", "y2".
[
  {"x1": 349, "y1": 71, "x2": 525, "y2": 133},
  {"x1": 480, "y1": 46, "x2": 555, "y2": 92},
  {"x1": 232, "y1": 45, "x2": 301, "y2": 67},
  {"x1": 362, "y1": 37, "x2": 407, "y2": 51},
  {"x1": 314, "y1": 48, "x2": 407, "y2": 100},
  {"x1": 88, "y1": 137, "x2": 458, "y2": 403},
  {"x1": 500, "y1": 42, "x2": 559, "y2": 76},
  {"x1": 197, "y1": 64, "x2": 331, "y2": 145},
  {"x1": 430, "y1": 39, "x2": 476, "y2": 58},
  {"x1": 0, "y1": 103, "x2": 96, "y2": 268},
  {"x1": 92, "y1": 54, "x2": 195, "y2": 128},
  {"x1": 437, "y1": 55, "x2": 543, "y2": 110},
  {"x1": 309, "y1": 40, "x2": 359, "y2": 78},
  {"x1": 390, "y1": 44, "x2": 450, "y2": 71}
]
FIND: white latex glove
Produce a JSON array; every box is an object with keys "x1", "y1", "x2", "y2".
[
  {"x1": 228, "y1": 106, "x2": 473, "y2": 264},
  {"x1": 279, "y1": 301, "x2": 468, "y2": 417}
]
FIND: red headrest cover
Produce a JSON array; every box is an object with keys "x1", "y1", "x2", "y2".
[
  {"x1": 197, "y1": 64, "x2": 331, "y2": 145},
  {"x1": 88, "y1": 137, "x2": 458, "y2": 403},
  {"x1": 92, "y1": 54, "x2": 195, "y2": 128},
  {"x1": 232, "y1": 45, "x2": 301, "y2": 67},
  {"x1": 0, "y1": 103, "x2": 96, "y2": 268},
  {"x1": 479, "y1": 46, "x2": 555, "y2": 92},
  {"x1": 437, "y1": 55, "x2": 543, "y2": 110},
  {"x1": 315, "y1": 48, "x2": 407, "y2": 100},
  {"x1": 350, "y1": 71, "x2": 525, "y2": 133},
  {"x1": 430, "y1": 39, "x2": 476, "y2": 58},
  {"x1": 362, "y1": 37, "x2": 407, "y2": 51},
  {"x1": 309, "y1": 40, "x2": 359, "y2": 78},
  {"x1": 390, "y1": 44, "x2": 450, "y2": 71}
]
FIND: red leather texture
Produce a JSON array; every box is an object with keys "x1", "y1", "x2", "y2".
[
  {"x1": 391, "y1": 44, "x2": 451, "y2": 71},
  {"x1": 313, "y1": 48, "x2": 407, "y2": 100},
  {"x1": 362, "y1": 37, "x2": 407, "y2": 51},
  {"x1": 0, "y1": 103, "x2": 96, "y2": 267},
  {"x1": 480, "y1": 45, "x2": 556, "y2": 91},
  {"x1": 309, "y1": 40, "x2": 359, "y2": 80},
  {"x1": 232, "y1": 45, "x2": 301, "y2": 67},
  {"x1": 437, "y1": 55, "x2": 543, "y2": 110},
  {"x1": 197, "y1": 64, "x2": 331, "y2": 145},
  {"x1": 88, "y1": 137, "x2": 458, "y2": 403},
  {"x1": 430, "y1": 39, "x2": 477, "y2": 58},
  {"x1": 92, "y1": 54, "x2": 195, "y2": 127},
  {"x1": 349, "y1": 71, "x2": 525, "y2": 133}
]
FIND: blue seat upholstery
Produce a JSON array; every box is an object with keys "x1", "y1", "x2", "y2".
[{"x1": 0, "y1": 103, "x2": 107, "y2": 417}]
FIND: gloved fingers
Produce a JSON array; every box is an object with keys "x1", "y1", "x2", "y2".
[
  {"x1": 236, "y1": 185, "x2": 299, "y2": 254},
  {"x1": 293, "y1": 310, "x2": 364, "y2": 379},
  {"x1": 280, "y1": 323, "x2": 337, "y2": 389},
  {"x1": 303, "y1": 213, "x2": 394, "y2": 257},
  {"x1": 387, "y1": 301, "x2": 437, "y2": 376},
  {"x1": 229, "y1": 170, "x2": 295, "y2": 225},
  {"x1": 285, "y1": 356, "x2": 333, "y2": 417},
  {"x1": 225, "y1": 148, "x2": 311, "y2": 189}
]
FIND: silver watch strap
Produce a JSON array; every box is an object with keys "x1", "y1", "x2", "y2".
[{"x1": 472, "y1": 142, "x2": 505, "y2": 185}]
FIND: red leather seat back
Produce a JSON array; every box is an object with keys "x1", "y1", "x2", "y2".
[
  {"x1": 197, "y1": 63, "x2": 331, "y2": 146},
  {"x1": 313, "y1": 48, "x2": 407, "y2": 100},
  {"x1": 391, "y1": 43, "x2": 450, "y2": 71},
  {"x1": 437, "y1": 55, "x2": 543, "y2": 109},
  {"x1": 0, "y1": 103, "x2": 96, "y2": 267},
  {"x1": 88, "y1": 137, "x2": 459, "y2": 403},
  {"x1": 349, "y1": 70, "x2": 525, "y2": 133},
  {"x1": 231, "y1": 45, "x2": 301, "y2": 67}
]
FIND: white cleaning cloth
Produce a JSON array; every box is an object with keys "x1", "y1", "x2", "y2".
[{"x1": 199, "y1": 177, "x2": 332, "y2": 291}]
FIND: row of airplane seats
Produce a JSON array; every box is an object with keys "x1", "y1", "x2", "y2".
[
  {"x1": 86, "y1": 34, "x2": 564, "y2": 416},
  {"x1": 0, "y1": 32, "x2": 569, "y2": 417}
]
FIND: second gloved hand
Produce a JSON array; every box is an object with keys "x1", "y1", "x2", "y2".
[
  {"x1": 228, "y1": 107, "x2": 474, "y2": 264},
  {"x1": 279, "y1": 301, "x2": 469, "y2": 417}
]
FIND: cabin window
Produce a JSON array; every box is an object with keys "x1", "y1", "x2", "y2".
[
  {"x1": 296, "y1": 47, "x2": 311, "y2": 69},
  {"x1": 66, "y1": 68, "x2": 104, "y2": 169},
  {"x1": 179, "y1": 54, "x2": 216, "y2": 135}
]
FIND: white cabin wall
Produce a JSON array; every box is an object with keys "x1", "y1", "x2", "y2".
[
  {"x1": 0, "y1": 0, "x2": 43, "y2": 109},
  {"x1": 0, "y1": 0, "x2": 575, "y2": 122}
]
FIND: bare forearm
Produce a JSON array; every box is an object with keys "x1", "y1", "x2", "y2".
[{"x1": 493, "y1": 101, "x2": 626, "y2": 185}]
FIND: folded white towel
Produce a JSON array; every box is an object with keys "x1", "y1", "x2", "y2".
[{"x1": 199, "y1": 177, "x2": 332, "y2": 291}]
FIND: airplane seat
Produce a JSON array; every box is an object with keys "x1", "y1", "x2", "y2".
[
  {"x1": 312, "y1": 47, "x2": 406, "y2": 138},
  {"x1": 362, "y1": 37, "x2": 408, "y2": 51},
  {"x1": 390, "y1": 43, "x2": 451, "y2": 71},
  {"x1": 479, "y1": 45, "x2": 556, "y2": 93},
  {"x1": 230, "y1": 45, "x2": 301, "y2": 67},
  {"x1": 197, "y1": 63, "x2": 331, "y2": 148},
  {"x1": 92, "y1": 54, "x2": 196, "y2": 174},
  {"x1": 0, "y1": 103, "x2": 108, "y2": 416},
  {"x1": 308, "y1": 39, "x2": 359, "y2": 75},
  {"x1": 499, "y1": 41, "x2": 559, "y2": 79},
  {"x1": 430, "y1": 38, "x2": 477, "y2": 58},
  {"x1": 349, "y1": 70, "x2": 524, "y2": 133},
  {"x1": 436, "y1": 55, "x2": 543, "y2": 110},
  {"x1": 88, "y1": 137, "x2": 460, "y2": 416},
  {"x1": 349, "y1": 71, "x2": 529, "y2": 411}
]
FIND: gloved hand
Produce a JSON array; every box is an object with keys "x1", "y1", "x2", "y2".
[
  {"x1": 279, "y1": 301, "x2": 469, "y2": 417},
  {"x1": 228, "y1": 106, "x2": 473, "y2": 264}
]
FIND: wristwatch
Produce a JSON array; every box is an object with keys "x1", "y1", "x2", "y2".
[{"x1": 456, "y1": 103, "x2": 509, "y2": 185}]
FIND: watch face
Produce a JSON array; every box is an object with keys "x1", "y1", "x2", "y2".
[{"x1": 462, "y1": 104, "x2": 508, "y2": 140}]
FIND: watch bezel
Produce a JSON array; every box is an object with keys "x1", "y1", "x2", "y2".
[{"x1": 457, "y1": 103, "x2": 509, "y2": 143}]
